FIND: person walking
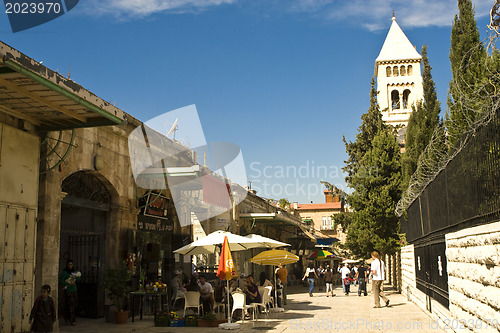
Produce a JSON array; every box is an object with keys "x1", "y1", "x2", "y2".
[
  {"x1": 356, "y1": 262, "x2": 368, "y2": 296},
  {"x1": 324, "y1": 265, "x2": 336, "y2": 297},
  {"x1": 371, "y1": 251, "x2": 390, "y2": 308},
  {"x1": 60, "y1": 259, "x2": 80, "y2": 326},
  {"x1": 29, "y1": 284, "x2": 56, "y2": 332},
  {"x1": 316, "y1": 265, "x2": 325, "y2": 291},
  {"x1": 340, "y1": 263, "x2": 351, "y2": 296},
  {"x1": 302, "y1": 262, "x2": 318, "y2": 297}
]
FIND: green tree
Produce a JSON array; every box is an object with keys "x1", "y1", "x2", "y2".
[
  {"x1": 343, "y1": 78, "x2": 402, "y2": 257},
  {"x1": 402, "y1": 45, "x2": 441, "y2": 188},
  {"x1": 278, "y1": 198, "x2": 291, "y2": 211},
  {"x1": 446, "y1": 0, "x2": 487, "y2": 145},
  {"x1": 345, "y1": 129, "x2": 402, "y2": 257},
  {"x1": 343, "y1": 78, "x2": 385, "y2": 186}
]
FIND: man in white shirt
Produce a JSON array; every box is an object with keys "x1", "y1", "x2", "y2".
[
  {"x1": 340, "y1": 263, "x2": 351, "y2": 295},
  {"x1": 370, "y1": 251, "x2": 390, "y2": 308},
  {"x1": 198, "y1": 275, "x2": 214, "y2": 314}
]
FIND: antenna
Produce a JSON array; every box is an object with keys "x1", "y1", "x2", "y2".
[{"x1": 166, "y1": 118, "x2": 178, "y2": 138}]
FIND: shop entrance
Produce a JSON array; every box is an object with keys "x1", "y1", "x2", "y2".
[{"x1": 59, "y1": 171, "x2": 112, "y2": 318}]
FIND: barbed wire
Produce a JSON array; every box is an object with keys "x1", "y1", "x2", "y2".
[{"x1": 396, "y1": 7, "x2": 500, "y2": 216}]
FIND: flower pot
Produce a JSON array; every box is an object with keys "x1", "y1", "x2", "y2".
[{"x1": 114, "y1": 310, "x2": 129, "y2": 324}]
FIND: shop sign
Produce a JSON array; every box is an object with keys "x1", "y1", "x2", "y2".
[
  {"x1": 137, "y1": 218, "x2": 173, "y2": 232},
  {"x1": 143, "y1": 193, "x2": 169, "y2": 219}
]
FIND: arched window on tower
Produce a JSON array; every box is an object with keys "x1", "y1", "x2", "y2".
[
  {"x1": 400, "y1": 65, "x2": 406, "y2": 76},
  {"x1": 386, "y1": 66, "x2": 392, "y2": 77},
  {"x1": 391, "y1": 90, "x2": 400, "y2": 110},
  {"x1": 402, "y1": 89, "x2": 411, "y2": 109},
  {"x1": 407, "y1": 65, "x2": 413, "y2": 76},
  {"x1": 393, "y1": 66, "x2": 399, "y2": 76}
]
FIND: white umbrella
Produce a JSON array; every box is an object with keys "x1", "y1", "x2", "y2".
[
  {"x1": 173, "y1": 230, "x2": 265, "y2": 255},
  {"x1": 342, "y1": 259, "x2": 360, "y2": 264},
  {"x1": 243, "y1": 234, "x2": 290, "y2": 248}
]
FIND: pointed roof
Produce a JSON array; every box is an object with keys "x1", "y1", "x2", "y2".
[{"x1": 375, "y1": 15, "x2": 421, "y2": 64}]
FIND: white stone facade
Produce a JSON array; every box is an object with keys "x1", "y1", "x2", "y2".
[{"x1": 446, "y1": 221, "x2": 500, "y2": 332}]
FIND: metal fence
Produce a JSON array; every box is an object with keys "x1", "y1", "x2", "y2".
[
  {"x1": 402, "y1": 107, "x2": 500, "y2": 309},
  {"x1": 403, "y1": 108, "x2": 500, "y2": 243}
]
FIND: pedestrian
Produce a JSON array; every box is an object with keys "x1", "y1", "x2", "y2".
[
  {"x1": 324, "y1": 265, "x2": 336, "y2": 297},
  {"x1": 356, "y1": 262, "x2": 368, "y2": 296},
  {"x1": 302, "y1": 262, "x2": 318, "y2": 297},
  {"x1": 340, "y1": 263, "x2": 351, "y2": 296},
  {"x1": 60, "y1": 259, "x2": 80, "y2": 326},
  {"x1": 276, "y1": 264, "x2": 288, "y2": 306},
  {"x1": 370, "y1": 251, "x2": 390, "y2": 308},
  {"x1": 29, "y1": 284, "x2": 56, "y2": 332},
  {"x1": 316, "y1": 265, "x2": 325, "y2": 291}
]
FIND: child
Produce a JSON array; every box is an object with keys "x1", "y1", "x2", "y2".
[{"x1": 29, "y1": 285, "x2": 56, "y2": 332}]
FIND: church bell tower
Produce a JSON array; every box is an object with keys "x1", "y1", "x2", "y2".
[{"x1": 375, "y1": 14, "x2": 423, "y2": 127}]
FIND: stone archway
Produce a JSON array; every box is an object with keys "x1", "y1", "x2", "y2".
[{"x1": 59, "y1": 170, "x2": 115, "y2": 318}]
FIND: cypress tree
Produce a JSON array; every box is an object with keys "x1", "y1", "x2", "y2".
[
  {"x1": 402, "y1": 45, "x2": 441, "y2": 188},
  {"x1": 446, "y1": 0, "x2": 486, "y2": 144}
]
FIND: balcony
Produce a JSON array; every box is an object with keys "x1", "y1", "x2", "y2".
[{"x1": 320, "y1": 225, "x2": 335, "y2": 231}]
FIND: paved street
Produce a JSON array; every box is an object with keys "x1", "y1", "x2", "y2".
[{"x1": 59, "y1": 284, "x2": 444, "y2": 333}]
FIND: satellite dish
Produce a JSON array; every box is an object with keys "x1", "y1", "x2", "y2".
[{"x1": 166, "y1": 118, "x2": 178, "y2": 138}]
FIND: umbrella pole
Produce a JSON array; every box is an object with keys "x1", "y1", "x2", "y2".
[{"x1": 227, "y1": 279, "x2": 231, "y2": 323}]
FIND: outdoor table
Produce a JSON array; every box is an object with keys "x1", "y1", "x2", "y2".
[{"x1": 129, "y1": 291, "x2": 168, "y2": 322}]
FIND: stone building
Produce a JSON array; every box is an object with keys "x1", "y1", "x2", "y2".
[
  {"x1": 292, "y1": 190, "x2": 345, "y2": 244},
  {"x1": 0, "y1": 39, "x2": 316, "y2": 332},
  {"x1": 375, "y1": 15, "x2": 423, "y2": 128}
]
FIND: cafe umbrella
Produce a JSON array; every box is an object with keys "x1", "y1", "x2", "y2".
[
  {"x1": 306, "y1": 249, "x2": 335, "y2": 261},
  {"x1": 250, "y1": 249, "x2": 299, "y2": 310}
]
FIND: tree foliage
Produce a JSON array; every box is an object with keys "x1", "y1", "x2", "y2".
[
  {"x1": 343, "y1": 79, "x2": 402, "y2": 257},
  {"x1": 402, "y1": 45, "x2": 442, "y2": 189},
  {"x1": 446, "y1": 0, "x2": 487, "y2": 145}
]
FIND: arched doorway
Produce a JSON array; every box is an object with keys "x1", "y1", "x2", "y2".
[{"x1": 59, "y1": 170, "x2": 114, "y2": 318}]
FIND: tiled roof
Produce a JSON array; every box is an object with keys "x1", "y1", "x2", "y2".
[{"x1": 296, "y1": 202, "x2": 342, "y2": 210}]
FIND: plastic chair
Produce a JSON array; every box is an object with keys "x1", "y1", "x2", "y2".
[
  {"x1": 251, "y1": 286, "x2": 271, "y2": 317},
  {"x1": 212, "y1": 290, "x2": 226, "y2": 314},
  {"x1": 171, "y1": 288, "x2": 185, "y2": 309},
  {"x1": 184, "y1": 291, "x2": 202, "y2": 317},
  {"x1": 231, "y1": 292, "x2": 256, "y2": 322}
]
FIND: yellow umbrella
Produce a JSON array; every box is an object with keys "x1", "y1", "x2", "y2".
[
  {"x1": 250, "y1": 249, "x2": 299, "y2": 266},
  {"x1": 250, "y1": 250, "x2": 299, "y2": 309}
]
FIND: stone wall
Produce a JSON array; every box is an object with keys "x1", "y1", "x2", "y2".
[{"x1": 446, "y1": 221, "x2": 500, "y2": 332}]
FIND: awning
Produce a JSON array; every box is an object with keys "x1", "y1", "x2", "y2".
[
  {"x1": 0, "y1": 40, "x2": 126, "y2": 130},
  {"x1": 316, "y1": 237, "x2": 340, "y2": 246},
  {"x1": 298, "y1": 224, "x2": 317, "y2": 243}
]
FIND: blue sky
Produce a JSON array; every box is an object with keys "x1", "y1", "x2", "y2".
[{"x1": 0, "y1": 0, "x2": 494, "y2": 203}]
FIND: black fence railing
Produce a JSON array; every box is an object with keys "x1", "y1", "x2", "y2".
[{"x1": 403, "y1": 108, "x2": 500, "y2": 243}]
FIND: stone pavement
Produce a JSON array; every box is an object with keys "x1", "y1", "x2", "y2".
[{"x1": 58, "y1": 284, "x2": 445, "y2": 333}]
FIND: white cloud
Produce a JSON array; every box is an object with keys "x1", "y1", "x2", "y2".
[
  {"x1": 291, "y1": 0, "x2": 494, "y2": 31},
  {"x1": 80, "y1": 0, "x2": 494, "y2": 31},
  {"x1": 83, "y1": 0, "x2": 236, "y2": 18}
]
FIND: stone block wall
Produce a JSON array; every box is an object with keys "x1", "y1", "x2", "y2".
[{"x1": 446, "y1": 221, "x2": 500, "y2": 332}]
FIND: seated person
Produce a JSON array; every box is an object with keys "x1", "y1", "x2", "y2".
[
  {"x1": 259, "y1": 272, "x2": 273, "y2": 289},
  {"x1": 244, "y1": 275, "x2": 261, "y2": 304},
  {"x1": 186, "y1": 276, "x2": 199, "y2": 292},
  {"x1": 197, "y1": 275, "x2": 214, "y2": 314}
]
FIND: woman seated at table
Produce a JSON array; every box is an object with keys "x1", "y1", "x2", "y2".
[
  {"x1": 259, "y1": 272, "x2": 273, "y2": 289},
  {"x1": 244, "y1": 275, "x2": 261, "y2": 304},
  {"x1": 186, "y1": 276, "x2": 199, "y2": 292}
]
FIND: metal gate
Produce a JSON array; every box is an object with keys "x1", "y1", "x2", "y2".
[
  {"x1": 0, "y1": 204, "x2": 37, "y2": 333},
  {"x1": 414, "y1": 237, "x2": 449, "y2": 310}
]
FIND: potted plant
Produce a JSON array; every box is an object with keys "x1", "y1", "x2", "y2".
[
  {"x1": 197, "y1": 312, "x2": 227, "y2": 327},
  {"x1": 102, "y1": 261, "x2": 131, "y2": 324}
]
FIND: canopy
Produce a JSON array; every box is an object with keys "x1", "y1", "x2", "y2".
[
  {"x1": 306, "y1": 249, "x2": 334, "y2": 261},
  {"x1": 173, "y1": 230, "x2": 264, "y2": 255},
  {"x1": 250, "y1": 249, "x2": 299, "y2": 266},
  {"x1": 342, "y1": 259, "x2": 360, "y2": 264},
  {"x1": 243, "y1": 234, "x2": 290, "y2": 248}
]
